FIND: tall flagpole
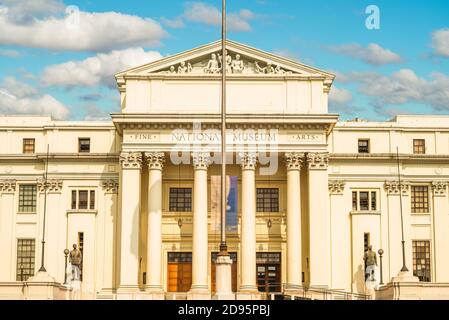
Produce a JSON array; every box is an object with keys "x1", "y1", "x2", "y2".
[
  {"x1": 213, "y1": 0, "x2": 234, "y2": 300},
  {"x1": 396, "y1": 147, "x2": 409, "y2": 272},
  {"x1": 220, "y1": 0, "x2": 227, "y2": 254}
]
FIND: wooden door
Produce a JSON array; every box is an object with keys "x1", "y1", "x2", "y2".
[
  {"x1": 167, "y1": 252, "x2": 192, "y2": 292},
  {"x1": 257, "y1": 264, "x2": 281, "y2": 293},
  {"x1": 256, "y1": 252, "x2": 282, "y2": 293}
]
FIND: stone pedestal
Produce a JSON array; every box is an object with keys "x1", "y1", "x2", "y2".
[
  {"x1": 212, "y1": 254, "x2": 235, "y2": 300},
  {"x1": 25, "y1": 271, "x2": 72, "y2": 300},
  {"x1": 391, "y1": 271, "x2": 420, "y2": 283}
]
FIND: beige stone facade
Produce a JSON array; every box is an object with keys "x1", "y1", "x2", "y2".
[{"x1": 1, "y1": 41, "x2": 449, "y2": 299}]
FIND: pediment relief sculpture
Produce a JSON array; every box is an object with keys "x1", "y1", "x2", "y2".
[{"x1": 158, "y1": 50, "x2": 295, "y2": 76}]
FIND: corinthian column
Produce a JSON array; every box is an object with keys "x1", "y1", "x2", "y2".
[
  {"x1": 189, "y1": 152, "x2": 211, "y2": 300},
  {"x1": 117, "y1": 152, "x2": 142, "y2": 299},
  {"x1": 238, "y1": 153, "x2": 258, "y2": 298},
  {"x1": 0, "y1": 180, "x2": 16, "y2": 281},
  {"x1": 307, "y1": 152, "x2": 330, "y2": 289},
  {"x1": 285, "y1": 153, "x2": 304, "y2": 291},
  {"x1": 144, "y1": 152, "x2": 165, "y2": 299}
]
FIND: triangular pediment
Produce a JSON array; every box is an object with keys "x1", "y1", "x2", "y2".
[{"x1": 116, "y1": 40, "x2": 335, "y2": 79}]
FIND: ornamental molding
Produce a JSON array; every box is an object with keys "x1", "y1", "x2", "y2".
[
  {"x1": 384, "y1": 181, "x2": 410, "y2": 196},
  {"x1": 119, "y1": 152, "x2": 143, "y2": 170},
  {"x1": 102, "y1": 180, "x2": 119, "y2": 194},
  {"x1": 37, "y1": 179, "x2": 63, "y2": 193},
  {"x1": 145, "y1": 152, "x2": 165, "y2": 170},
  {"x1": 192, "y1": 152, "x2": 211, "y2": 170},
  {"x1": 307, "y1": 153, "x2": 329, "y2": 170},
  {"x1": 285, "y1": 152, "x2": 305, "y2": 171},
  {"x1": 118, "y1": 122, "x2": 330, "y2": 132},
  {"x1": 431, "y1": 181, "x2": 448, "y2": 197},
  {"x1": 0, "y1": 179, "x2": 16, "y2": 194},
  {"x1": 328, "y1": 180, "x2": 346, "y2": 195},
  {"x1": 239, "y1": 152, "x2": 257, "y2": 170}
]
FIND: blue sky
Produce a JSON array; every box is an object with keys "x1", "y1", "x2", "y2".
[{"x1": 0, "y1": 0, "x2": 448, "y2": 120}]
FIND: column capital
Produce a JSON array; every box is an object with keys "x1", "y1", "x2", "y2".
[
  {"x1": 145, "y1": 152, "x2": 165, "y2": 170},
  {"x1": 384, "y1": 180, "x2": 410, "y2": 196},
  {"x1": 120, "y1": 152, "x2": 143, "y2": 170},
  {"x1": 102, "y1": 179, "x2": 119, "y2": 194},
  {"x1": 239, "y1": 152, "x2": 257, "y2": 170},
  {"x1": 285, "y1": 152, "x2": 305, "y2": 170},
  {"x1": 432, "y1": 181, "x2": 448, "y2": 197},
  {"x1": 0, "y1": 179, "x2": 16, "y2": 194},
  {"x1": 328, "y1": 180, "x2": 345, "y2": 195},
  {"x1": 37, "y1": 179, "x2": 63, "y2": 194},
  {"x1": 192, "y1": 152, "x2": 211, "y2": 170},
  {"x1": 307, "y1": 152, "x2": 329, "y2": 170}
]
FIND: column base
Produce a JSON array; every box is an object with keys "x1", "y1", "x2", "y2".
[
  {"x1": 187, "y1": 287, "x2": 211, "y2": 300},
  {"x1": 116, "y1": 286, "x2": 141, "y2": 300},
  {"x1": 236, "y1": 289, "x2": 262, "y2": 300},
  {"x1": 96, "y1": 288, "x2": 116, "y2": 300},
  {"x1": 391, "y1": 271, "x2": 420, "y2": 283},
  {"x1": 140, "y1": 286, "x2": 165, "y2": 300}
]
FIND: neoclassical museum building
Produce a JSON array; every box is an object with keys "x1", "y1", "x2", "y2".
[{"x1": 1, "y1": 41, "x2": 449, "y2": 300}]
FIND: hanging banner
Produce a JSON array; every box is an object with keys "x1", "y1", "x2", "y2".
[{"x1": 210, "y1": 176, "x2": 238, "y2": 232}]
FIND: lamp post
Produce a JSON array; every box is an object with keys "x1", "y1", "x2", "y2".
[
  {"x1": 64, "y1": 249, "x2": 70, "y2": 285},
  {"x1": 378, "y1": 249, "x2": 384, "y2": 285},
  {"x1": 38, "y1": 145, "x2": 50, "y2": 273},
  {"x1": 396, "y1": 147, "x2": 409, "y2": 272}
]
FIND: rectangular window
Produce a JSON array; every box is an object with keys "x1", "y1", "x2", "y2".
[
  {"x1": 359, "y1": 191, "x2": 369, "y2": 210},
  {"x1": 352, "y1": 191, "x2": 357, "y2": 210},
  {"x1": 18, "y1": 185, "x2": 37, "y2": 213},
  {"x1": 169, "y1": 188, "x2": 192, "y2": 212},
  {"x1": 358, "y1": 139, "x2": 370, "y2": 153},
  {"x1": 413, "y1": 139, "x2": 425, "y2": 154},
  {"x1": 413, "y1": 240, "x2": 431, "y2": 282},
  {"x1": 370, "y1": 191, "x2": 376, "y2": 211},
  {"x1": 256, "y1": 188, "x2": 279, "y2": 212},
  {"x1": 411, "y1": 186, "x2": 429, "y2": 213},
  {"x1": 352, "y1": 190, "x2": 377, "y2": 211},
  {"x1": 78, "y1": 190, "x2": 88, "y2": 209},
  {"x1": 71, "y1": 190, "x2": 95, "y2": 210},
  {"x1": 22, "y1": 138, "x2": 35, "y2": 154},
  {"x1": 364, "y1": 233, "x2": 370, "y2": 252},
  {"x1": 71, "y1": 190, "x2": 77, "y2": 210},
  {"x1": 16, "y1": 239, "x2": 35, "y2": 281},
  {"x1": 89, "y1": 190, "x2": 95, "y2": 210},
  {"x1": 78, "y1": 138, "x2": 90, "y2": 153}
]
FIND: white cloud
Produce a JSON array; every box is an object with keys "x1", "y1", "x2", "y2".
[
  {"x1": 0, "y1": 1, "x2": 166, "y2": 52},
  {"x1": 42, "y1": 47, "x2": 163, "y2": 88},
  {"x1": 0, "y1": 49, "x2": 21, "y2": 57},
  {"x1": 0, "y1": 77, "x2": 70, "y2": 119},
  {"x1": 83, "y1": 104, "x2": 112, "y2": 121},
  {"x1": 160, "y1": 16, "x2": 185, "y2": 29},
  {"x1": 337, "y1": 69, "x2": 449, "y2": 110},
  {"x1": 329, "y1": 87, "x2": 353, "y2": 105},
  {"x1": 329, "y1": 43, "x2": 402, "y2": 66},
  {"x1": 184, "y1": 2, "x2": 255, "y2": 32},
  {"x1": 0, "y1": 0, "x2": 65, "y2": 24},
  {"x1": 431, "y1": 28, "x2": 449, "y2": 57}
]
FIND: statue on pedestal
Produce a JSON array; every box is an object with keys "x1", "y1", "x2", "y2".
[
  {"x1": 363, "y1": 245, "x2": 377, "y2": 282},
  {"x1": 69, "y1": 243, "x2": 82, "y2": 281}
]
